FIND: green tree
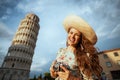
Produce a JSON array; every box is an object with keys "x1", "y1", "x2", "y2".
[
  {"x1": 33, "y1": 75, "x2": 37, "y2": 80},
  {"x1": 43, "y1": 72, "x2": 54, "y2": 80},
  {"x1": 38, "y1": 73, "x2": 42, "y2": 80}
]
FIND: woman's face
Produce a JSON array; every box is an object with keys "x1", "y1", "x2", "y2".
[{"x1": 67, "y1": 28, "x2": 81, "y2": 47}]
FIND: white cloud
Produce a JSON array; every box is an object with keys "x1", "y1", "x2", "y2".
[
  {"x1": 0, "y1": 21, "x2": 12, "y2": 57},
  {"x1": 96, "y1": 26, "x2": 109, "y2": 39},
  {"x1": 80, "y1": 6, "x2": 93, "y2": 15},
  {"x1": 16, "y1": 0, "x2": 44, "y2": 13},
  {"x1": 1, "y1": 15, "x2": 9, "y2": 20},
  {"x1": 31, "y1": 64, "x2": 43, "y2": 72},
  {"x1": 57, "y1": 39, "x2": 66, "y2": 46},
  {"x1": 31, "y1": 58, "x2": 50, "y2": 72},
  {"x1": 0, "y1": 22, "x2": 14, "y2": 39},
  {"x1": 108, "y1": 24, "x2": 120, "y2": 39},
  {"x1": 6, "y1": 8, "x2": 12, "y2": 14}
]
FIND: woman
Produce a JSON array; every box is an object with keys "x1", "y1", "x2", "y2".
[{"x1": 50, "y1": 15, "x2": 103, "y2": 80}]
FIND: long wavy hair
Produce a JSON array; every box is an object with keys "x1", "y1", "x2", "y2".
[{"x1": 67, "y1": 33, "x2": 103, "y2": 79}]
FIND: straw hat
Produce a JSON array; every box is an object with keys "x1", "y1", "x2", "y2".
[{"x1": 63, "y1": 15, "x2": 97, "y2": 45}]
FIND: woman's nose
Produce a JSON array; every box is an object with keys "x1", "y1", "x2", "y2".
[{"x1": 71, "y1": 34, "x2": 75, "y2": 38}]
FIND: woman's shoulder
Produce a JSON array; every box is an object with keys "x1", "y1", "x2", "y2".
[
  {"x1": 59, "y1": 47, "x2": 66, "y2": 51},
  {"x1": 57, "y1": 48, "x2": 66, "y2": 54}
]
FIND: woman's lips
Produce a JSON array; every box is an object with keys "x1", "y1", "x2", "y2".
[{"x1": 69, "y1": 38, "x2": 75, "y2": 43}]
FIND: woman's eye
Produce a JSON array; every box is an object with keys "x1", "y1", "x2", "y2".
[
  {"x1": 69, "y1": 32, "x2": 73, "y2": 34},
  {"x1": 75, "y1": 34, "x2": 80, "y2": 37}
]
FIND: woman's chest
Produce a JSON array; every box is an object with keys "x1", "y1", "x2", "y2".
[{"x1": 56, "y1": 50, "x2": 77, "y2": 69}]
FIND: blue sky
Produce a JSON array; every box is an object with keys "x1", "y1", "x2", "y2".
[{"x1": 0, "y1": 0, "x2": 120, "y2": 78}]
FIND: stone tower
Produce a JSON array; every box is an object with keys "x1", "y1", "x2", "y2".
[{"x1": 0, "y1": 13, "x2": 40, "y2": 80}]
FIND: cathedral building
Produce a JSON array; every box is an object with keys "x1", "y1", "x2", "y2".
[{"x1": 0, "y1": 13, "x2": 40, "y2": 80}]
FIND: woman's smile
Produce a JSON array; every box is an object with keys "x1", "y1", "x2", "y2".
[
  {"x1": 67, "y1": 28, "x2": 81, "y2": 47},
  {"x1": 69, "y1": 38, "x2": 75, "y2": 43}
]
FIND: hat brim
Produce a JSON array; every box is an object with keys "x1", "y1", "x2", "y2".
[{"x1": 63, "y1": 15, "x2": 97, "y2": 45}]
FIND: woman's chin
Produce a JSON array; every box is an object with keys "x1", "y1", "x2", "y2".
[{"x1": 68, "y1": 44, "x2": 76, "y2": 47}]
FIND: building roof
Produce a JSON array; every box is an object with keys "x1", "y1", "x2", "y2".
[{"x1": 98, "y1": 48, "x2": 120, "y2": 54}]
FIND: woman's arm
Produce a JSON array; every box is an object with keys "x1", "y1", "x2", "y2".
[{"x1": 49, "y1": 60, "x2": 57, "y2": 78}]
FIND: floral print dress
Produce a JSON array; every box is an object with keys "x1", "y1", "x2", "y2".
[
  {"x1": 55, "y1": 48, "x2": 80, "y2": 80},
  {"x1": 54, "y1": 48, "x2": 94, "y2": 80}
]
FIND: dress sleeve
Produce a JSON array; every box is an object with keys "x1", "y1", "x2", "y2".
[{"x1": 56, "y1": 48, "x2": 65, "y2": 60}]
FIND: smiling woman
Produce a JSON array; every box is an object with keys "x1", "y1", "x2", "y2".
[
  {"x1": 50, "y1": 15, "x2": 103, "y2": 80},
  {"x1": 67, "y1": 28, "x2": 81, "y2": 47}
]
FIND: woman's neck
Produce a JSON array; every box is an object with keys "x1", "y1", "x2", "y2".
[{"x1": 67, "y1": 46, "x2": 76, "y2": 53}]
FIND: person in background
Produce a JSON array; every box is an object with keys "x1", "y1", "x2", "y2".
[{"x1": 50, "y1": 15, "x2": 103, "y2": 80}]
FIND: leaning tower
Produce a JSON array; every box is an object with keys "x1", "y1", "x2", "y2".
[{"x1": 0, "y1": 13, "x2": 40, "y2": 80}]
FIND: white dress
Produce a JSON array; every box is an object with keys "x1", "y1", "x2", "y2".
[
  {"x1": 55, "y1": 48, "x2": 80, "y2": 80},
  {"x1": 54, "y1": 48, "x2": 95, "y2": 80}
]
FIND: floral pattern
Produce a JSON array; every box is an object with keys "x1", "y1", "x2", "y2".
[
  {"x1": 56, "y1": 48, "x2": 78, "y2": 69},
  {"x1": 55, "y1": 48, "x2": 94, "y2": 80},
  {"x1": 55, "y1": 48, "x2": 80, "y2": 80}
]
